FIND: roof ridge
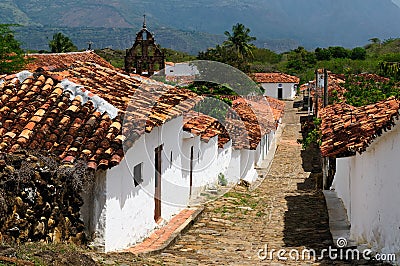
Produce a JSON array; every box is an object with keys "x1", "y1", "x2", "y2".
[{"x1": 27, "y1": 51, "x2": 95, "y2": 56}]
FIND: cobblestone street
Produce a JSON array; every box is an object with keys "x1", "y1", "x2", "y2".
[{"x1": 101, "y1": 101, "x2": 334, "y2": 265}]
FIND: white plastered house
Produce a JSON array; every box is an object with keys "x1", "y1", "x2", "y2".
[
  {"x1": 320, "y1": 97, "x2": 400, "y2": 262},
  {"x1": 252, "y1": 73, "x2": 300, "y2": 100},
  {"x1": 23, "y1": 51, "x2": 285, "y2": 252}
]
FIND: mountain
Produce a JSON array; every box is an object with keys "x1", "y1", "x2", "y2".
[{"x1": 3, "y1": 0, "x2": 400, "y2": 53}]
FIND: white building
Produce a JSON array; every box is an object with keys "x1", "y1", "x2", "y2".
[
  {"x1": 251, "y1": 73, "x2": 300, "y2": 100},
  {"x1": 163, "y1": 62, "x2": 199, "y2": 86},
  {"x1": 11, "y1": 52, "x2": 286, "y2": 252},
  {"x1": 320, "y1": 97, "x2": 400, "y2": 263}
]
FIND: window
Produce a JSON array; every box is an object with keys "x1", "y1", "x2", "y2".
[
  {"x1": 134, "y1": 163, "x2": 143, "y2": 186},
  {"x1": 278, "y1": 83, "x2": 283, "y2": 87}
]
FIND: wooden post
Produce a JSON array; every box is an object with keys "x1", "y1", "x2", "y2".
[
  {"x1": 315, "y1": 70, "x2": 318, "y2": 117},
  {"x1": 324, "y1": 68, "x2": 328, "y2": 107}
]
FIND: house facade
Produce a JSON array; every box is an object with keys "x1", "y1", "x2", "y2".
[
  {"x1": 251, "y1": 73, "x2": 300, "y2": 100},
  {"x1": 320, "y1": 97, "x2": 400, "y2": 262},
  {"x1": 0, "y1": 51, "x2": 285, "y2": 252}
]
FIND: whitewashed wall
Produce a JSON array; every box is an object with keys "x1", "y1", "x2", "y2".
[
  {"x1": 102, "y1": 117, "x2": 190, "y2": 252},
  {"x1": 332, "y1": 123, "x2": 400, "y2": 260},
  {"x1": 82, "y1": 116, "x2": 282, "y2": 252},
  {"x1": 226, "y1": 147, "x2": 241, "y2": 183},
  {"x1": 261, "y1": 82, "x2": 296, "y2": 100},
  {"x1": 240, "y1": 149, "x2": 258, "y2": 183}
]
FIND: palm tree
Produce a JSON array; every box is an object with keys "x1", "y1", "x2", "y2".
[{"x1": 223, "y1": 23, "x2": 256, "y2": 60}]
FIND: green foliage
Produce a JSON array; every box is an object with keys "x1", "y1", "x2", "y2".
[
  {"x1": 162, "y1": 48, "x2": 196, "y2": 62},
  {"x1": 218, "y1": 173, "x2": 228, "y2": 186},
  {"x1": 198, "y1": 23, "x2": 256, "y2": 72},
  {"x1": 342, "y1": 75, "x2": 400, "y2": 107},
  {"x1": 328, "y1": 46, "x2": 350, "y2": 59},
  {"x1": 187, "y1": 81, "x2": 237, "y2": 97},
  {"x1": 300, "y1": 118, "x2": 322, "y2": 149},
  {"x1": 0, "y1": 24, "x2": 26, "y2": 74},
  {"x1": 315, "y1": 47, "x2": 332, "y2": 61},
  {"x1": 193, "y1": 97, "x2": 230, "y2": 122},
  {"x1": 48, "y1": 32, "x2": 77, "y2": 53},
  {"x1": 187, "y1": 82, "x2": 234, "y2": 120},
  {"x1": 380, "y1": 61, "x2": 400, "y2": 80},
  {"x1": 285, "y1": 46, "x2": 316, "y2": 72},
  {"x1": 350, "y1": 47, "x2": 367, "y2": 60}
]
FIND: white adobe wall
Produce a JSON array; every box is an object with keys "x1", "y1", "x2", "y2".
[
  {"x1": 240, "y1": 149, "x2": 258, "y2": 183},
  {"x1": 226, "y1": 147, "x2": 241, "y2": 183},
  {"x1": 80, "y1": 171, "x2": 107, "y2": 250},
  {"x1": 83, "y1": 116, "x2": 283, "y2": 252},
  {"x1": 261, "y1": 82, "x2": 296, "y2": 100},
  {"x1": 103, "y1": 117, "x2": 189, "y2": 252},
  {"x1": 87, "y1": 116, "x2": 238, "y2": 252},
  {"x1": 332, "y1": 122, "x2": 400, "y2": 260}
]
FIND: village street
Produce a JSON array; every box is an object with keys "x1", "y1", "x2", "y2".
[
  {"x1": 146, "y1": 101, "x2": 333, "y2": 265},
  {"x1": 95, "y1": 100, "x2": 344, "y2": 265}
]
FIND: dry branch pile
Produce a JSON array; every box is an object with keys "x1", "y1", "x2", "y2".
[{"x1": 0, "y1": 150, "x2": 93, "y2": 244}]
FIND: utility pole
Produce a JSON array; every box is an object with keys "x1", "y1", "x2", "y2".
[
  {"x1": 323, "y1": 68, "x2": 328, "y2": 107},
  {"x1": 314, "y1": 69, "x2": 318, "y2": 117}
]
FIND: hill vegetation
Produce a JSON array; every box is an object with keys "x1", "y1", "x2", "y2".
[{"x1": 3, "y1": 0, "x2": 400, "y2": 54}]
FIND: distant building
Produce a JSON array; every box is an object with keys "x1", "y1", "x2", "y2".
[
  {"x1": 251, "y1": 73, "x2": 300, "y2": 100},
  {"x1": 125, "y1": 15, "x2": 165, "y2": 77},
  {"x1": 164, "y1": 62, "x2": 199, "y2": 86}
]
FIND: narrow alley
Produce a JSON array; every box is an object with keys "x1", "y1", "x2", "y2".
[{"x1": 149, "y1": 101, "x2": 331, "y2": 265}]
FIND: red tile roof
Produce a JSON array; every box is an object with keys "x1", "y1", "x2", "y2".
[
  {"x1": 227, "y1": 96, "x2": 279, "y2": 149},
  {"x1": 0, "y1": 61, "x2": 200, "y2": 170},
  {"x1": 26, "y1": 51, "x2": 115, "y2": 71},
  {"x1": 183, "y1": 111, "x2": 229, "y2": 146},
  {"x1": 182, "y1": 95, "x2": 285, "y2": 150},
  {"x1": 320, "y1": 97, "x2": 400, "y2": 158},
  {"x1": 251, "y1": 73, "x2": 300, "y2": 84}
]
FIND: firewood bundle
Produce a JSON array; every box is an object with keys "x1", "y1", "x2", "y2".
[{"x1": 0, "y1": 150, "x2": 93, "y2": 245}]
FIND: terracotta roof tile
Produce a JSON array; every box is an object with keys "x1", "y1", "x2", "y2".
[
  {"x1": 0, "y1": 59, "x2": 200, "y2": 170},
  {"x1": 320, "y1": 97, "x2": 400, "y2": 158},
  {"x1": 251, "y1": 73, "x2": 300, "y2": 84},
  {"x1": 26, "y1": 51, "x2": 114, "y2": 71}
]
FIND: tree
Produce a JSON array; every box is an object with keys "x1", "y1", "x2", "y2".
[
  {"x1": 286, "y1": 46, "x2": 316, "y2": 72},
  {"x1": 49, "y1": 32, "x2": 77, "y2": 53},
  {"x1": 315, "y1": 47, "x2": 332, "y2": 61},
  {"x1": 369, "y1": 37, "x2": 381, "y2": 45},
  {"x1": 223, "y1": 23, "x2": 256, "y2": 70},
  {"x1": 328, "y1": 46, "x2": 350, "y2": 59},
  {"x1": 350, "y1": 47, "x2": 367, "y2": 60},
  {"x1": 0, "y1": 24, "x2": 26, "y2": 74}
]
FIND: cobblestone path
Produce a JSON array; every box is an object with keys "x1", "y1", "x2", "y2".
[
  {"x1": 129, "y1": 101, "x2": 334, "y2": 265},
  {"x1": 97, "y1": 102, "x2": 386, "y2": 265}
]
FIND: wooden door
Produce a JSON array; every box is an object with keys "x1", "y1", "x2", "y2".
[
  {"x1": 189, "y1": 146, "x2": 194, "y2": 197},
  {"x1": 278, "y1": 87, "x2": 283, "y2": 99},
  {"x1": 154, "y1": 145, "x2": 162, "y2": 222}
]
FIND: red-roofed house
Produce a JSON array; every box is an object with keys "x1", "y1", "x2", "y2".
[
  {"x1": 0, "y1": 51, "x2": 285, "y2": 252},
  {"x1": 320, "y1": 97, "x2": 400, "y2": 259},
  {"x1": 251, "y1": 73, "x2": 300, "y2": 100}
]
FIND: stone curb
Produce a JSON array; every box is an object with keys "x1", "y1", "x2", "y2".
[
  {"x1": 323, "y1": 190, "x2": 354, "y2": 247},
  {"x1": 140, "y1": 206, "x2": 204, "y2": 256}
]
